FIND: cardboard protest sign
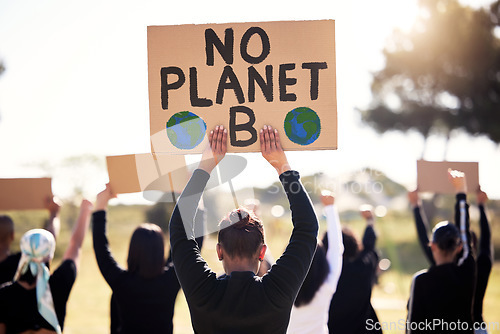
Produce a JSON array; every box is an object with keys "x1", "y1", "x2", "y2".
[
  {"x1": 416, "y1": 160, "x2": 479, "y2": 194},
  {"x1": 0, "y1": 178, "x2": 53, "y2": 211},
  {"x1": 106, "y1": 153, "x2": 188, "y2": 195},
  {"x1": 148, "y1": 20, "x2": 337, "y2": 154}
]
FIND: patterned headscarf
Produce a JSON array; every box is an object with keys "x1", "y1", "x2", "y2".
[{"x1": 13, "y1": 229, "x2": 61, "y2": 334}]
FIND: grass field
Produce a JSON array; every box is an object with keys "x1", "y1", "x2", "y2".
[{"x1": 5, "y1": 204, "x2": 500, "y2": 334}]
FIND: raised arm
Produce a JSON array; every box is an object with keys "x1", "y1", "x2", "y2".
[
  {"x1": 360, "y1": 207, "x2": 377, "y2": 252},
  {"x1": 167, "y1": 206, "x2": 206, "y2": 266},
  {"x1": 321, "y1": 193, "x2": 343, "y2": 288},
  {"x1": 62, "y1": 199, "x2": 93, "y2": 270},
  {"x1": 92, "y1": 184, "x2": 125, "y2": 287},
  {"x1": 261, "y1": 125, "x2": 319, "y2": 303},
  {"x1": 474, "y1": 187, "x2": 493, "y2": 325},
  {"x1": 476, "y1": 188, "x2": 492, "y2": 261},
  {"x1": 408, "y1": 190, "x2": 435, "y2": 265},
  {"x1": 170, "y1": 126, "x2": 227, "y2": 298},
  {"x1": 44, "y1": 197, "x2": 61, "y2": 240},
  {"x1": 448, "y1": 169, "x2": 471, "y2": 265}
]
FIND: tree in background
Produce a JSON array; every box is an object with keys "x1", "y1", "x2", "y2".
[{"x1": 362, "y1": 0, "x2": 500, "y2": 157}]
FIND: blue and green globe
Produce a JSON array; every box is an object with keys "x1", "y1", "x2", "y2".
[
  {"x1": 284, "y1": 107, "x2": 321, "y2": 145},
  {"x1": 166, "y1": 111, "x2": 207, "y2": 150}
]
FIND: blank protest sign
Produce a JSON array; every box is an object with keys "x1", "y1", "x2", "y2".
[
  {"x1": 0, "y1": 178, "x2": 53, "y2": 211},
  {"x1": 416, "y1": 160, "x2": 479, "y2": 194},
  {"x1": 148, "y1": 20, "x2": 337, "y2": 154},
  {"x1": 106, "y1": 153, "x2": 188, "y2": 194}
]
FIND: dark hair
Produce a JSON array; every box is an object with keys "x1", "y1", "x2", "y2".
[
  {"x1": 18, "y1": 262, "x2": 50, "y2": 285},
  {"x1": 19, "y1": 268, "x2": 37, "y2": 285},
  {"x1": 218, "y1": 208, "x2": 264, "y2": 259},
  {"x1": 0, "y1": 215, "x2": 14, "y2": 244},
  {"x1": 127, "y1": 223, "x2": 165, "y2": 279},
  {"x1": 431, "y1": 221, "x2": 460, "y2": 254},
  {"x1": 294, "y1": 242, "x2": 330, "y2": 307},
  {"x1": 341, "y1": 227, "x2": 360, "y2": 261}
]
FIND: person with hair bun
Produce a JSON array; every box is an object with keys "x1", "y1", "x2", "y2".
[
  {"x1": 169, "y1": 125, "x2": 319, "y2": 334},
  {"x1": 406, "y1": 170, "x2": 476, "y2": 334}
]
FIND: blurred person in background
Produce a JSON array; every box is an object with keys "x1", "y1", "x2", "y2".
[
  {"x1": 0, "y1": 198, "x2": 61, "y2": 285},
  {"x1": 409, "y1": 185, "x2": 491, "y2": 333},
  {"x1": 406, "y1": 170, "x2": 475, "y2": 334},
  {"x1": 93, "y1": 185, "x2": 205, "y2": 334},
  {"x1": 287, "y1": 191, "x2": 343, "y2": 334},
  {"x1": 0, "y1": 199, "x2": 93, "y2": 333},
  {"x1": 327, "y1": 205, "x2": 382, "y2": 334}
]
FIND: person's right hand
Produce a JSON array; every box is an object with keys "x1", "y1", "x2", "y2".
[
  {"x1": 360, "y1": 208, "x2": 374, "y2": 220},
  {"x1": 448, "y1": 169, "x2": 467, "y2": 194},
  {"x1": 259, "y1": 125, "x2": 290, "y2": 175},
  {"x1": 80, "y1": 199, "x2": 94, "y2": 213},
  {"x1": 408, "y1": 189, "x2": 419, "y2": 207},
  {"x1": 95, "y1": 184, "x2": 116, "y2": 211},
  {"x1": 320, "y1": 191, "x2": 335, "y2": 206},
  {"x1": 476, "y1": 187, "x2": 488, "y2": 205}
]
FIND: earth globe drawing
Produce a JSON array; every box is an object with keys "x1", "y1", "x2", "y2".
[
  {"x1": 284, "y1": 107, "x2": 321, "y2": 145},
  {"x1": 166, "y1": 111, "x2": 207, "y2": 150}
]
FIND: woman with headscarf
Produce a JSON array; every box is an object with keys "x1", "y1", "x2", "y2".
[{"x1": 0, "y1": 199, "x2": 93, "y2": 334}]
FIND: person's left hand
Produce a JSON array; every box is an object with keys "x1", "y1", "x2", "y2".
[
  {"x1": 45, "y1": 196, "x2": 61, "y2": 216},
  {"x1": 95, "y1": 184, "x2": 116, "y2": 211},
  {"x1": 476, "y1": 187, "x2": 488, "y2": 205}
]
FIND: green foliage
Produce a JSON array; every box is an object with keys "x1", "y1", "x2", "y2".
[{"x1": 362, "y1": 0, "x2": 500, "y2": 144}]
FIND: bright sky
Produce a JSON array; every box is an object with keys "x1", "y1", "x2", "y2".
[{"x1": 0, "y1": 0, "x2": 499, "y2": 201}]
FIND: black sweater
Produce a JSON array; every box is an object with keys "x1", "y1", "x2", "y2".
[
  {"x1": 473, "y1": 204, "x2": 492, "y2": 325},
  {"x1": 328, "y1": 224, "x2": 380, "y2": 334},
  {"x1": 407, "y1": 194, "x2": 476, "y2": 334},
  {"x1": 92, "y1": 210, "x2": 204, "y2": 334},
  {"x1": 0, "y1": 259, "x2": 76, "y2": 333},
  {"x1": 169, "y1": 169, "x2": 318, "y2": 334},
  {"x1": 412, "y1": 199, "x2": 491, "y2": 325}
]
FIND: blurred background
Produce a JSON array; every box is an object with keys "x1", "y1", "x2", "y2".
[{"x1": 1, "y1": 0, "x2": 500, "y2": 333}]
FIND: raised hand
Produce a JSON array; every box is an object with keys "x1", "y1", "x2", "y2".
[
  {"x1": 259, "y1": 125, "x2": 291, "y2": 175},
  {"x1": 320, "y1": 190, "x2": 335, "y2": 206},
  {"x1": 476, "y1": 187, "x2": 488, "y2": 205},
  {"x1": 80, "y1": 199, "x2": 94, "y2": 213},
  {"x1": 408, "y1": 189, "x2": 420, "y2": 208},
  {"x1": 448, "y1": 169, "x2": 467, "y2": 194},
  {"x1": 199, "y1": 125, "x2": 228, "y2": 174},
  {"x1": 95, "y1": 183, "x2": 116, "y2": 211}
]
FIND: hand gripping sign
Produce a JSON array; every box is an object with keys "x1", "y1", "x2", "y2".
[{"x1": 416, "y1": 160, "x2": 479, "y2": 194}]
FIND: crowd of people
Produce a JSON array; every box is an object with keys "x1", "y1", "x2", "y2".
[{"x1": 0, "y1": 125, "x2": 494, "y2": 334}]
